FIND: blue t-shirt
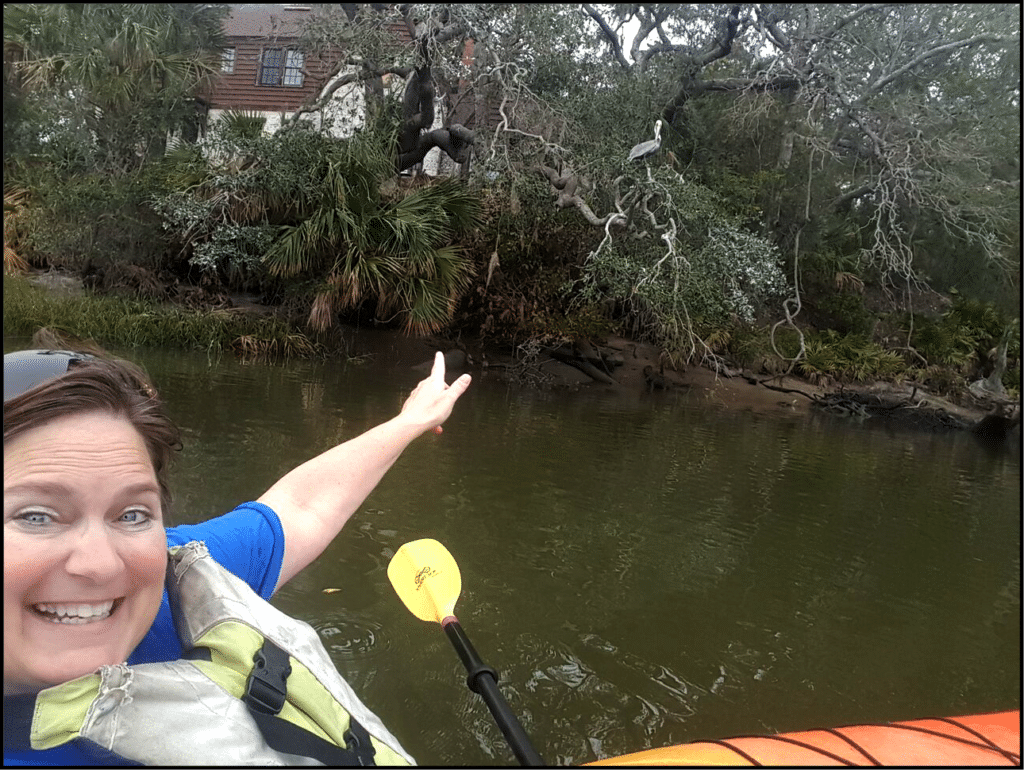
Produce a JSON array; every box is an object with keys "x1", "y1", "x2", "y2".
[{"x1": 3, "y1": 502, "x2": 286, "y2": 767}]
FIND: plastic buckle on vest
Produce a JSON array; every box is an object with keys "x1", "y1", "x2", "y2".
[
  {"x1": 343, "y1": 718, "x2": 378, "y2": 766},
  {"x1": 244, "y1": 639, "x2": 292, "y2": 716}
]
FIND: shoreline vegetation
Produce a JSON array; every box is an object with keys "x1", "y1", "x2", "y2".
[
  {"x1": 3, "y1": 4, "x2": 1019, "y2": 447},
  {"x1": 4, "y1": 270, "x2": 1019, "y2": 444},
  {"x1": 3, "y1": 271, "x2": 322, "y2": 359}
]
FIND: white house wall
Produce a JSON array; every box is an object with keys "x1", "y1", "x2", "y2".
[
  {"x1": 420, "y1": 81, "x2": 445, "y2": 177},
  {"x1": 204, "y1": 72, "x2": 448, "y2": 176},
  {"x1": 319, "y1": 65, "x2": 369, "y2": 138}
]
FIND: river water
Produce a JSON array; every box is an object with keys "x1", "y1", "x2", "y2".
[{"x1": 5, "y1": 336, "x2": 1020, "y2": 764}]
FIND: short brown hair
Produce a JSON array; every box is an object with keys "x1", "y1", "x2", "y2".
[{"x1": 4, "y1": 347, "x2": 182, "y2": 521}]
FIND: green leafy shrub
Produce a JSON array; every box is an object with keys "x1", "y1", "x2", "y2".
[
  {"x1": 905, "y1": 292, "x2": 1020, "y2": 390},
  {"x1": 727, "y1": 324, "x2": 774, "y2": 365},
  {"x1": 799, "y1": 331, "x2": 906, "y2": 382},
  {"x1": 14, "y1": 164, "x2": 172, "y2": 273},
  {"x1": 816, "y1": 292, "x2": 877, "y2": 337},
  {"x1": 154, "y1": 121, "x2": 482, "y2": 335},
  {"x1": 907, "y1": 314, "x2": 980, "y2": 369},
  {"x1": 906, "y1": 365, "x2": 969, "y2": 397},
  {"x1": 724, "y1": 323, "x2": 798, "y2": 373},
  {"x1": 575, "y1": 169, "x2": 789, "y2": 360}
]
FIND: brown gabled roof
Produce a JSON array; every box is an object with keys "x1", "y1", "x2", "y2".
[
  {"x1": 222, "y1": 4, "x2": 330, "y2": 39},
  {"x1": 222, "y1": 4, "x2": 413, "y2": 43}
]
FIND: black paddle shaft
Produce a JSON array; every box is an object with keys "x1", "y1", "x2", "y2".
[{"x1": 442, "y1": 620, "x2": 545, "y2": 767}]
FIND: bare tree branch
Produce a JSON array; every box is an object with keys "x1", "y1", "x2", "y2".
[
  {"x1": 662, "y1": 4, "x2": 744, "y2": 124},
  {"x1": 820, "y1": 4, "x2": 894, "y2": 41},
  {"x1": 635, "y1": 41, "x2": 687, "y2": 73},
  {"x1": 537, "y1": 164, "x2": 624, "y2": 227},
  {"x1": 629, "y1": 5, "x2": 668, "y2": 68},
  {"x1": 832, "y1": 184, "x2": 876, "y2": 210},
  {"x1": 755, "y1": 4, "x2": 792, "y2": 51},
  {"x1": 861, "y1": 33, "x2": 1018, "y2": 101},
  {"x1": 581, "y1": 4, "x2": 631, "y2": 70},
  {"x1": 281, "y1": 63, "x2": 413, "y2": 127}
]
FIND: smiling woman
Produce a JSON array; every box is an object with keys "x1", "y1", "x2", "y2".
[
  {"x1": 5, "y1": 412, "x2": 168, "y2": 693},
  {"x1": 3, "y1": 330, "x2": 472, "y2": 765}
]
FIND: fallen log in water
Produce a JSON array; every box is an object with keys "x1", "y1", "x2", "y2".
[
  {"x1": 542, "y1": 344, "x2": 617, "y2": 385},
  {"x1": 752, "y1": 376, "x2": 1019, "y2": 437}
]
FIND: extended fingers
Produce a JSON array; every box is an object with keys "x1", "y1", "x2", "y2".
[
  {"x1": 449, "y1": 372, "x2": 472, "y2": 394},
  {"x1": 431, "y1": 350, "x2": 446, "y2": 381},
  {"x1": 429, "y1": 374, "x2": 471, "y2": 435}
]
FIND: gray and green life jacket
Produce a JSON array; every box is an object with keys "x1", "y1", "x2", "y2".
[{"x1": 4, "y1": 540, "x2": 415, "y2": 766}]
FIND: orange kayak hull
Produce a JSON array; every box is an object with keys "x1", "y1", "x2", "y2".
[{"x1": 586, "y1": 710, "x2": 1021, "y2": 766}]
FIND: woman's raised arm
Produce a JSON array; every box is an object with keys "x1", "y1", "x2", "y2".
[{"x1": 258, "y1": 352, "x2": 471, "y2": 592}]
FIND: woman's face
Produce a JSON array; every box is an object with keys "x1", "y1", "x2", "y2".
[{"x1": 4, "y1": 411, "x2": 167, "y2": 694}]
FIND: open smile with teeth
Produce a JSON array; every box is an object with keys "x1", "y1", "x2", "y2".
[{"x1": 32, "y1": 598, "x2": 123, "y2": 625}]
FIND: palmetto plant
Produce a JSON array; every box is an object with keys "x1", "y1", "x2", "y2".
[
  {"x1": 4, "y1": 187, "x2": 32, "y2": 274},
  {"x1": 5, "y1": 4, "x2": 225, "y2": 174},
  {"x1": 263, "y1": 132, "x2": 481, "y2": 335},
  {"x1": 799, "y1": 331, "x2": 905, "y2": 383},
  {"x1": 216, "y1": 110, "x2": 268, "y2": 142},
  {"x1": 155, "y1": 118, "x2": 481, "y2": 335}
]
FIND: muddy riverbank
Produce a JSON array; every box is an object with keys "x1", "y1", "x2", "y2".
[
  {"x1": 337, "y1": 324, "x2": 1018, "y2": 444},
  {"x1": 14, "y1": 268, "x2": 1020, "y2": 441}
]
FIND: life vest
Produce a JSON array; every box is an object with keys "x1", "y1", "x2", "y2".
[{"x1": 4, "y1": 540, "x2": 415, "y2": 766}]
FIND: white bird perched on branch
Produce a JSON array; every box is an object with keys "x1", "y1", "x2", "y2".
[{"x1": 628, "y1": 119, "x2": 663, "y2": 162}]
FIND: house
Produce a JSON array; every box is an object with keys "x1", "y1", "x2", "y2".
[{"x1": 200, "y1": 3, "x2": 465, "y2": 176}]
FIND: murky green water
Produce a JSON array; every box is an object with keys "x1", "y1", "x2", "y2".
[{"x1": 6, "y1": 336, "x2": 1020, "y2": 765}]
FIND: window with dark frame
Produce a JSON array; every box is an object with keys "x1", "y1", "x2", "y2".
[{"x1": 259, "y1": 48, "x2": 304, "y2": 87}]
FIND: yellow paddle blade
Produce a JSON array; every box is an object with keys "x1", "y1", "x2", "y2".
[{"x1": 387, "y1": 538, "x2": 462, "y2": 623}]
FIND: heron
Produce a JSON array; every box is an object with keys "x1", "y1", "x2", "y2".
[{"x1": 628, "y1": 119, "x2": 663, "y2": 162}]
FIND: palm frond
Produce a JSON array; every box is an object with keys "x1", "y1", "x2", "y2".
[
  {"x1": 429, "y1": 245, "x2": 476, "y2": 290},
  {"x1": 4, "y1": 187, "x2": 32, "y2": 274},
  {"x1": 217, "y1": 110, "x2": 266, "y2": 141},
  {"x1": 400, "y1": 276, "x2": 455, "y2": 335},
  {"x1": 309, "y1": 289, "x2": 339, "y2": 333},
  {"x1": 265, "y1": 222, "x2": 318, "y2": 276}
]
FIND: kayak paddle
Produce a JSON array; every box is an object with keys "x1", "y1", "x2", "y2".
[{"x1": 387, "y1": 538, "x2": 545, "y2": 767}]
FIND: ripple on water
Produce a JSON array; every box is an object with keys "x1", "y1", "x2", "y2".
[
  {"x1": 315, "y1": 612, "x2": 390, "y2": 659},
  {"x1": 505, "y1": 631, "x2": 703, "y2": 763}
]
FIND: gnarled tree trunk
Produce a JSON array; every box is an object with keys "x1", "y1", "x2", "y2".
[{"x1": 396, "y1": 64, "x2": 475, "y2": 173}]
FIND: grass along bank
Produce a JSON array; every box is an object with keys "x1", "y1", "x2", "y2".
[{"x1": 3, "y1": 273, "x2": 322, "y2": 358}]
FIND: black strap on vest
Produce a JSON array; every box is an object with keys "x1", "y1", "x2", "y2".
[
  {"x1": 245, "y1": 637, "x2": 292, "y2": 714},
  {"x1": 242, "y1": 638, "x2": 377, "y2": 766}
]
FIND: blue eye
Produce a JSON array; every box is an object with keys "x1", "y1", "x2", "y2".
[
  {"x1": 17, "y1": 510, "x2": 55, "y2": 526},
  {"x1": 119, "y1": 508, "x2": 155, "y2": 527}
]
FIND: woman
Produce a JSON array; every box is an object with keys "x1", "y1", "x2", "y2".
[{"x1": 4, "y1": 336, "x2": 471, "y2": 765}]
